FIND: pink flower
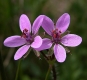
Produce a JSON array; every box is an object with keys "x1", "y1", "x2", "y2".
[
  {"x1": 37, "y1": 13, "x2": 82, "y2": 62},
  {"x1": 4, "y1": 14, "x2": 44, "y2": 60}
]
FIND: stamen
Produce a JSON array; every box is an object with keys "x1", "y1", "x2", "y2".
[
  {"x1": 23, "y1": 29, "x2": 28, "y2": 34},
  {"x1": 21, "y1": 28, "x2": 34, "y2": 44},
  {"x1": 21, "y1": 29, "x2": 28, "y2": 38},
  {"x1": 23, "y1": 28, "x2": 28, "y2": 33},
  {"x1": 21, "y1": 33, "x2": 27, "y2": 38},
  {"x1": 51, "y1": 28, "x2": 61, "y2": 44},
  {"x1": 59, "y1": 31, "x2": 61, "y2": 33}
]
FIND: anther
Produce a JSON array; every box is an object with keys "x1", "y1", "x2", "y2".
[
  {"x1": 21, "y1": 29, "x2": 28, "y2": 38},
  {"x1": 23, "y1": 28, "x2": 28, "y2": 33},
  {"x1": 59, "y1": 31, "x2": 61, "y2": 33}
]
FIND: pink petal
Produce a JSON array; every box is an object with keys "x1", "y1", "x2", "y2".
[
  {"x1": 31, "y1": 36, "x2": 42, "y2": 48},
  {"x1": 32, "y1": 15, "x2": 44, "y2": 35},
  {"x1": 61, "y1": 34, "x2": 82, "y2": 47},
  {"x1": 35, "y1": 38, "x2": 52, "y2": 51},
  {"x1": 14, "y1": 45, "x2": 30, "y2": 60},
  {"x1": 42, "y1": 15, "x2": 54, "y2": 36},
  {"x1": 19, "y1": 14, "x2": 31, "y2": 32},
  {"x1": 4, "y1": 36, "x2": 26, "y2": 47},
  {"x1": 56, "y1": 13, "x2": 70, "y2": 34},
  {"x1": 53, "y1": 44, "x2": 66, "y2": 63}
]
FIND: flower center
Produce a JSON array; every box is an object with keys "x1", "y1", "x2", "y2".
[
  {"x1": 21, "y1": 29, "x2": 34, "y2": 44},
  {"x1": 51, "y1": 28, "x2": 61, "y2": 44}
]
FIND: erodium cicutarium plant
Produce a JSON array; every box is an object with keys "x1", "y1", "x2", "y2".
[
  {"x1": 3, "y1": 13, "x2": 82, "y2": 80},
  {"x1": 36, "y1": 13, "x2": 82, "y2": 63},
  {"x1": 4, "y1": 14, "x2": 44, "y2": 60}
]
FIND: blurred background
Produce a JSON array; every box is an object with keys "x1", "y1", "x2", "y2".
[{"x1": 0, "y1": 0, "x2": 87, "y2": 80}]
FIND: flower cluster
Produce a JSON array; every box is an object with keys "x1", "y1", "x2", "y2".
[{"x1": 4, "y1": 13, "x2": 82, "y2": 62}]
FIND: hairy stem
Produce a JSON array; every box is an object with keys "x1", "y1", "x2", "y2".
[
  {"x1": 15, "y1": 59, "x2": 21, "y2": 80},
  {"x1": 52, "y1": 65, "x2": 57, "y2": 80}
]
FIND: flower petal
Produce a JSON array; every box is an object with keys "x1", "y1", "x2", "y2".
[
  {"x1": 32, "y1": 15, "x2": 44, "y2": 35},
  {"x1": 56, "y1": 13, "x2": 70, "y2": 34},
  {"x1": 14, "y1": 45, "x2": 30, "y2": 60},
  {"x1": 42, "y1": 15, "x2": 54, "y2": 36},
  {"x1": 61, "y1": 34, "x2": 82, "y2": 47},
  {"x1": 53, "y1": 44, "x2": 66, "y2": 63},
  {"x1": 19, "y1": 14, "x2": 31, "y2": 32},
  {"x1": 31, "y1": 36, "x2": 42, "y2": 48},
  {"x1": 35, "y1": 38, "x2": 52, "y2": 51},
  {"x1": 4, "y1": 36, "x2": 26, "y2": 47}
]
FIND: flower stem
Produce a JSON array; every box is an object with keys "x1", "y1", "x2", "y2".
[
  {"x1": 15, "y1": 59, "x2": 21, "y2": 80},
  {"x1": 52, "y1": 65, "x2": 57, "y2": 80},
  {"x1": 0, "y1": 51, "x2": 6, "y2": 80},
  {"x1": 40, "y1": 51, "x2": 49, "y2": 60},
  {"x1": 45, "y1": 65, "x2": 52, "y2": 80}
]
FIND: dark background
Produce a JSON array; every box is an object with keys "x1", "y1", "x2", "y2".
[{"x1": 0, "y1": 0, "x2": 87, "y2": 80}]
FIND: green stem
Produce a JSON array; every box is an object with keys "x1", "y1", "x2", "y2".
[
  {"x1": 52, "y1": 65, "x2": 56, "y2": 80},
  {"x1": 45, "y1": 65, "x2": 52, "y2": 80},
  {"x1": 40, "y1": 51, "x2": 49, "y2": 60},
  {"x1": 15, "y1": 59, "x2": 21, "y2": 80}
]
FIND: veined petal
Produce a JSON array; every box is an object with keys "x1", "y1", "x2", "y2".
[
  {"x1": 56, "y1": 13, "x2": 70, "y2": 34},
  {"x1": 31, "y1": 36, "x2": 42, "y2": 48},
  {"x1": 61, "y1": 34, "x2": 82, "y2": 47},
  {"x1": 53, "y1": 44, "x2": 66, "y2": 63},
  {"x1": 32, "y1": 15, "x2": 44, "y2": 35},
  {"x1": 42, "y1": 15, "x2": 54, "y2": 36},
  {"x1": 14, "y1": 45, "x2": 30, "y2": 60},
  {"x1": 4, "y1": 36, "x2": 26, "y2": 47},
  {"x1": 19, "y1": 14, "x2": 31, "y2": 33},
  {"x1": 35, "y1": 38, "x2": 52, "y2": 51}
]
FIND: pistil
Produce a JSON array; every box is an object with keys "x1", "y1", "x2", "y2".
[{"x1": 51, "y1": 28, "x2": 61, "y2": 44}]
